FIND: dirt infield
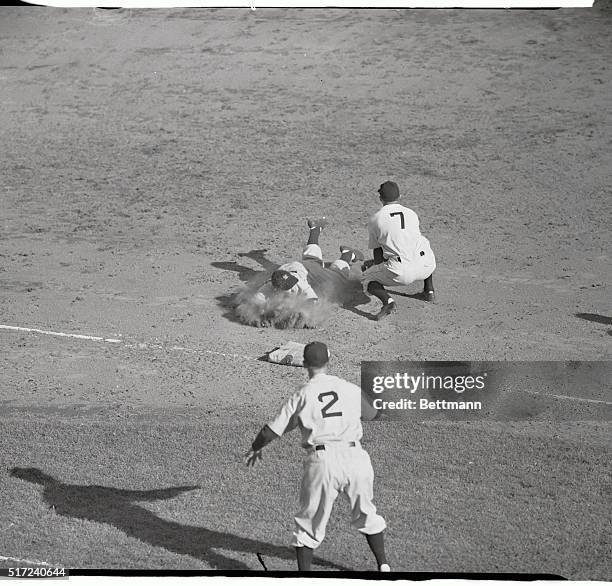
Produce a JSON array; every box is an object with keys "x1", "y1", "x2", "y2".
[{"x1": 0, "y1": 6, "x2": 610, "y2": 578}]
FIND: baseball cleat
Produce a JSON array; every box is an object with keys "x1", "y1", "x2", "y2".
[
  {"x1": 339, "y1": 245, "x2": 365, "y2": 262},
  {"x1": 423, "y1": 290, "x2": 436, "y2": 303},
  {"x1": 375, "y1": 301, "x2": 397, "y2": 321},
  {"x1": 379, "y1": 563, "x2": 391, "y2": 572},
  {"x1": 308, "y1": 217, "x2": 329, "y2": 230}
]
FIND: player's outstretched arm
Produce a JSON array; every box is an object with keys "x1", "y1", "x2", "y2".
[{"x1": 244, "y1": 424, "x2": 280, "y2": 467}]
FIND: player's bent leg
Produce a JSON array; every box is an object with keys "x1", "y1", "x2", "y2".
[
  {"x1": 362, "y1": 261, "x2": 400, "y2": 290},
  {"x1": 397, "y1": 260, "x2": 436, "y2": 303},
  {"x1": 328, "y1": 258, "x2": 351, "y2": 278},
  {"x1": 361, "y1": 262, "x2": 393, "y2": 290},
  {"x1": 295, "y1": 545, "x2": 314, "y2": 571},
  {"x1": 416, "y1": 237, "x2": 436, "y2": 301},
  {"x1": 392, "y1": 255, "x2": 437, "y2": 304},
  {"x1": 345, "y1": 450, "x2": 387, "y2": 537},
  {"x1": 292, "y1": 452, "x2": 339, "y2": 550},
  {"x1": 367, "y1": 281, "x2": 396, "y2": 320},
  {"x1": 423, "y1": 272, "x2": 436, "y2": 303},
  {"x1": 331, "y1": 247, "x2": 364, "y2": 279},
  {"x1": 366, "y1": 280, "x2": 392, "y2": 305},
  {"x1": 329, "y1": 257, "x2": 362, "y2": 281},
  {"x1": 307, "y1": 217, "x2": 328, "y2": 246},
  {"x1": 346, "y1": 262, "x2": 365, "y2": 281},
  {"x1": 302, "y1": 218, "x2": 328, "y2": 265},
  {"x1": 339, "y1": 246, "x2": 364, "y2": 264},
  {"x1": 302, "y1": 243, "x2": 324, "y2": 265},
  {"x1": 365, "y1": 531, "x2": 389, "y2": 571}
]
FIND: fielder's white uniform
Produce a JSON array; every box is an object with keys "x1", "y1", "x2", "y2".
[
  {"x1": 361, "y1": 203, "x2": 436, "y2": 289},
  {"x1": 254, "y1": 244, "x2": 362, "y2": 304},
  {"x1": 267, "y1": 373, "x2": 386, "y2": 549}
]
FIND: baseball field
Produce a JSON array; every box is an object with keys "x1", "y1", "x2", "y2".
[{"x1": 0, "y1": 5, "x2": 611, "y2": 578}]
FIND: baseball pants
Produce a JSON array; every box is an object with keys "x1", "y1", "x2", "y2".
[
  {"x1": 302, "y1": 244, "x2": 363, "y2": 282},
  {"x1": 361, "y1": 236, "x2": 436, "y2": 290},
  {"x1": 291, "y1": 443, "x2": 387, "y2": 550}
]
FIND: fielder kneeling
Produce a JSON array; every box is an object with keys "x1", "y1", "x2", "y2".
[
  {"x1": 245, "y1": 342, "x2": 390, "y2": 572},
  {"x1": 362, "y1": 180, "x2": 437, "y2": 321}
]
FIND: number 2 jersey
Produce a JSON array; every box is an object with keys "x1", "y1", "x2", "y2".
[
  {"x1": 368, "y1": 202, "x2": 424, "y2": 262},
  {"x1": 267, "y1": 373, "x2": 364, "y2": 448}
]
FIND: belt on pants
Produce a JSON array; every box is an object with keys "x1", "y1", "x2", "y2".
[
  {"x1": 387, "y1": 253, "x2": 425, "y2": 263},
  {"x1": 314, "y1": 441, "x2": 357, "y2": 451}
]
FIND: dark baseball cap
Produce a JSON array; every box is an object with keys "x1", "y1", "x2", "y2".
[
  {"x1": 378, "y1": 181, "x2": 400, "y2": 202},
  {"x1": 271, "y1": 269, "x2": 299, "y2": 291},
  {"x1": 303, "y1": 342, "x2": 330, "y2": 367}
]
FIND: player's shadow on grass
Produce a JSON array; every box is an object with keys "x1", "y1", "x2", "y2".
[{"x1": 9, "y1": 467, "x2": 346, "y2": 571}]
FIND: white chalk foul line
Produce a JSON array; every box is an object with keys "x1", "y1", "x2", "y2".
[
  {"x1": 0, "y1": 325, "x2": 121, "y2": 344},
  {"x1": 0, "y1": 324, "x2": 256, "y2": 362},
  {"x1": 0, "y1": 554, "x2": 52, "y2": 567},
  {"x1": 123, "y1": 341, "x2": 255, "y2": 361},
  {"x1": 3, "y1": 325, "x2": 609, "y2": 402}
]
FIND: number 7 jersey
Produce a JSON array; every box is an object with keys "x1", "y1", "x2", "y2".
[
  {"x1": 368, "y1": 202, "x2": 422, "y2": 261},
  {"x1": 267, "y1": 373, "x2": 364, "y2": 448}
]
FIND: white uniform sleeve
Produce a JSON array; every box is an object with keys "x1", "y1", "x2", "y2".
[
  {"x1": 296, "y1": 281, "x2": 318, "y2": 300},
  {"x1": 361, "y1": 389, "x2": 378, "y2": 421},
  {"x1": 268, "y1": 389, "x2": 304, "y2": 436},
  {"x1": 283, "y1": 262, "x2": 318, "y2": 300}
]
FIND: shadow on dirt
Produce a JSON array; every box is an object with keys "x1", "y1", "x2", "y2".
[
  {"x1": 343, "y1": 304, "x2": 377, "y2": 321},
  {"x1": 215, "y1": 291, "x2": 253, "y2": 326},
  {"x1": 212, "y1": 250, "x2": 276, "y2": 325},
  {"x1": 237, "y1": 249, "x2": 278, "y2": 272},
  {"x1": 575, "y1": 313, "x2": 612, "y2": 336},
  {"x1": 9, "y1": 467, "x2": 347, "y2": 571},
  {"x1": 211, "y1": 249, "x2": 279, "y2": 284},
  {"x1": 344, "y1": 287, "x2": 431, "y2": 321},
  {"x1": 387, "y1": 289, "x2": 431, "y2": 302},
  {"x1": 575, "y1": 312, "x2": 612, "y2": 326},
  {"x1": 210, "y1": 261, "x2": 260, "y2": 283}
]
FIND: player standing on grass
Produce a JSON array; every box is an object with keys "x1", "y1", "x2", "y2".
[
  {"x1": 361, "y1": 181, "x2": 437, "y2": 320},
  {"x1": 244, "y1": 342, "x2": 390, "y2": 572}
]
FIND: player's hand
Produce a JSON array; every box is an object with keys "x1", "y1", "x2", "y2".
[
  {"x1": 361, "y1": 259, "x2": 375, "y2": 272},
  {"x1": 244, "y1": 449, "x2": 263, "y2": 467}
]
